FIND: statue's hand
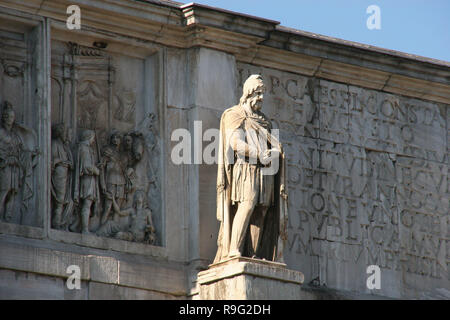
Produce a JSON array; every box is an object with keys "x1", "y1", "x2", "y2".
[
  {"x1": 260, "y1": 149, "x2": 272, "y2": 164},
  {"x1": 269, "y1": 148, "x2": 281, "y2": 158},
  {"x1": 261, "y1": 149, "x2": 280, "y2": 165}
]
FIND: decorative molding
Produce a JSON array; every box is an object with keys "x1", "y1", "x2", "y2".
[{"x1": 0, "y1": 0, "x2": 448, "y2": 104}]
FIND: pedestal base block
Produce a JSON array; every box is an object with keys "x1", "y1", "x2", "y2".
[{"x1": 197, "y1": 257, "x2": 304, "y2": 300}]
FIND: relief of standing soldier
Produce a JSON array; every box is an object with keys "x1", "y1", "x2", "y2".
[
  {"x1": 51, "y1": 123, "x2": 74, "y2": 230},
  {"x1": 73, "y1": 129, "x2": 103, "y2": 234},
  {"x1": 0, "y1": 101, "x2": 39, "y2": 223},
  {"x1": 99, "y1": 130, "x2": 128, "y2": 225}
]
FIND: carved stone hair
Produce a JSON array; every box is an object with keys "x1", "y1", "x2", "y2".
[
  {"x1": 109, "y1": 130, "x2": 121, "y2": 143},
  {"x1": 2, "y1": 101, "x2": 15, "y2": 116},
  {"x1": 80, "y1": 129, "x2": 95, "y2": 142},
  {"x1": 239, "y1": 74, "x2": 265, "y2": 106},
  {"x1": 133, "y1": 190, "x2": 146, "y2": 207},
  {"x1": 52, "y1": 123, "x2": 66, "y2": 139}
]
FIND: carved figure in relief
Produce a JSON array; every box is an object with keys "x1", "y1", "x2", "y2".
[
  {"x1": 0, "y1": 102, "x2": 39, "y2": 222},
  {"x1": 122, "y1": 132, "x2": 138, "y2": 199},
  {"x1": 99, "y1": 131, "x2": 127, "y2": 225},
  {"x1": 115, "y1": 190, "x2": 155, "y2": 244},
  {"x1": 51, "y1": 123, "x2": 74, "y2": 230},
  {"x1": 96, "y1": 190, "x2": 156, "y2": 244},
  {"x1": 74, "y1": 129, "x2": 102, "y2": 234},
  {"x1": 214, "y1": 75, "x2": 288, "y2": 263}
]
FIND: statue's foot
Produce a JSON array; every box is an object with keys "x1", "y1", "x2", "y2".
[
  {"x1": 81, "y1": 230, "x2": 92, "y2": 235},
  {"x1": 228, "y1": 250, "x2": 241, "y2": 258}
]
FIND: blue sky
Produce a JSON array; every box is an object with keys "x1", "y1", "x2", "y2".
[{"x1": 189, "y1": 0, "x2": 450, "y2": 62}]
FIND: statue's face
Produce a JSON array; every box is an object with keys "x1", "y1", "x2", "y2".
[
  {"x1": 111, "y1": 134, "x2": 121, "y2": 147},
  {"x1": 124, "y1": 135, "x2": 133, "y2": 150},
  {"x1": 56, "y1": 126, "x2": 66, "y2": 141},
  {"x1": 2, "y1": 109, "x2": 15, "y2": 126},
  {"x1": 249, "y1": 86, "x2": 265, "y2": 111},
  {"x1": 89, "y1": 135, "x2": 95, "y2": 145}
]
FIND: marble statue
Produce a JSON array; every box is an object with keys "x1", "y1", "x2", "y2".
[{"x1": 214, "y1": 75, "x2": 288, "y2": 263}]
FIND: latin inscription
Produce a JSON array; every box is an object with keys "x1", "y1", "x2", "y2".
[{"x1": 237, "y1": 63, "x2": 450, "y2": 285}]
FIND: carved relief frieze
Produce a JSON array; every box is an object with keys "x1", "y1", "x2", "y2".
[
  {"x1": 0, "y1": 101, "x2": 39, "y2": 224},
  {"x1": 50, "y1": 41, "x2": 161, "y2": 245},
  {"x1": 0, "y1": 24, "x2": 42, "y2": 228}
]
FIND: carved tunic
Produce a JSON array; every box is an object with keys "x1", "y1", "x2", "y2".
[
  {"x1": 51, "y1": 139, "x2": 72, "y2": 203},
  {"x1": 0, "y1": 127, "x2": 23, "y2": 192},
  {"x1": 102, "y1": 146, "x2": 126, "y2": 200},
  {"x1": 77, "y1": 142, "x2": 99, "y2": 201},
  {"x1": 229, "y1": 106, "x2": 274, "y2": 207}
]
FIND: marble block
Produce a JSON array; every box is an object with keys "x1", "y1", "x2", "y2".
[{"x1": 197, "y1": 257, "x2": 304, "y2": 300}]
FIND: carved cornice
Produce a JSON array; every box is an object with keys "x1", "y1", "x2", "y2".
[{"x1": 0, "y1": 0, "x2": 449, "y2": 104}]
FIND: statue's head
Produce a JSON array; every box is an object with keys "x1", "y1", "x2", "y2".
[
  {"x1": 134, "y1": 190, "x2": 145, "y2": 208},
  {"x1": 109, "y1": 130, "x2": 121, "y2": 147},
  {"x1": 1, "y1": 101, "x2": 16, "y2": 127},
  {"x1": 240, "y1": 74, "x2": 265, "y2": 112},
  {"x1": 80, "y1": 129, "x2": 95, "y2": 144},
  {"x1": 123, "y1": 132, "x2": 133, "y2": 151},
  {"x1": 52, "y1": 123, "x2": 66, "y2": 141}
]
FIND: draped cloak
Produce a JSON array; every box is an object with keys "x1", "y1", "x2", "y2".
[
  {"x1": 51, "y1": 139, "x2": 74, "y2": 227},
  {"x1": 0, "y1": 123, "x2": 37, "y2": 217},
  {"x1": 214, "y1": 104, "x2": 288, "y2": 263}
]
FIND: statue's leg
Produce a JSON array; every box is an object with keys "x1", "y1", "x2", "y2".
[
  {"x1": 228, "y1": 199, "x2": 257, "y2": 257},
  {"x1": 81, "y1": 199, "x2": 93, "y2": 234},
  {"x1": 52, "y1": 203, "x2": 63, "y2": 229},
  {"x1": 4, "y1": 190, "x2": 16, "y2": 222},
  {"x1": 100, "y1": 199, "x2": 112, "y2": 225},
  {"x1": 0, "y1": 190, "x2": 8, "y2": 220},
  {"x1": 52, "y1": 168, "x2": 67, "y2": 229},
  {"x1": 249, "y1": 206, "x2": 269, "y2": 258}
]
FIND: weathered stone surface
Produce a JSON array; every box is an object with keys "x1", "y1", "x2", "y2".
[
  {"x1": 198, "y1": 257, "x2": 304, "y2": 300},
  {"x1": 88, "y1": 282, "x2": 183, "y2": 300},
  {"x1": 0, "y1": 0, "x2": 449, "y2": 300},
  {"x1": 234, "y1": 61, "x2": 450, "y2": 299},
  {"x1": 0, "y1": 269, "x2": 89, "y2": 300}
]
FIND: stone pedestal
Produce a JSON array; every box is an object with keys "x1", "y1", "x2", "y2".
[{"x1": 197, "y1": 257, "x2": 304, "y2": 300}]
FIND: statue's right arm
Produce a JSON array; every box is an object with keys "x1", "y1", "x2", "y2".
[{"x1": 229, "y1": 130, "x2": 259, "y2": 161}]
